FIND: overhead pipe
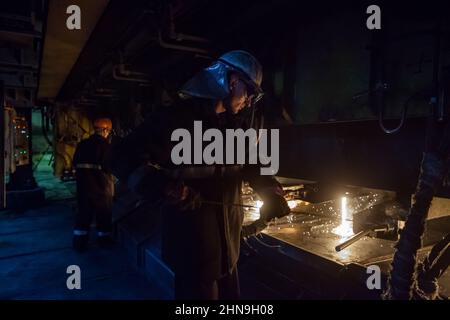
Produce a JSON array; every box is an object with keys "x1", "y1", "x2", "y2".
[
  {"x1": 157, "y1": 30, "x2": 210, "y2": 55},
  {"x1": 366, "y1": 25, "x2": 450, "y2": 134},
  {"x1": 169, "y1": 32, "x2": 209, "y2": 43},
  {"x1": 95, "y1": 88, "x2": 115, "y2": 94},
  {"x1": 115, "y1": 63, "x2": 148, "y2": 78},
  {"x1": 124, "y1": 8, "x2": 210, "y2": 58},
  {"x1": 167, "y1": 4, "x2": 209, "y2": 44},
  {"x1": 90, "y1": 88, "x2": 118, "y2": 98},
  {"x1": 112, "y1": 64, "x2": 151, "y2": 83},
  {"x1": 0, "y1": 63, "x2": 38, "y2": 72},
  {"x1": 92, "y1": 93, "x2": 119, "y2": 98},
  {"x1": 72, "y1": 97, "x2": 98, "y2": 106}
]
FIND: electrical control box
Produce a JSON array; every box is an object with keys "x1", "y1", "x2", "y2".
[{"x1": 12, "y1": 116, "x2": 30, "y2": 166}]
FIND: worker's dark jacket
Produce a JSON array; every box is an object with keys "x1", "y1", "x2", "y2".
[
  {"x1": 73, "y1": 134, "x2": 114, "y2": 202},
  {"x1": 111, "y1": 99, "x2": 281, "y2": 281}
]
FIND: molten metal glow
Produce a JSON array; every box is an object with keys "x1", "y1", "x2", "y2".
[
  {"x1": 288, "y1": 200, "x2": 297, "y2": 209},
  {"x1": 255, "y1": 200, "x2": 264, "y2": 209},
  {"x1": 332, "y1": 196, "x2": 354, "y2": 238}
]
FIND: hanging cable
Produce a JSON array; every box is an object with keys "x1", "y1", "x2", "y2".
[{"x1": 378, "y1": 90, "x2": 429, "y2": 134}]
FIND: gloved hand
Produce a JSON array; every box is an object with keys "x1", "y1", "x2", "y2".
[
  {"x1": 259, "y1": 194, "x2": 290, "y2": 223},
  {"x1": 241, "y1": 219, "x2": 268, "y2": 239},
  {"x1": 165, "y1": 182, "x2": 203, "y2": 211}
]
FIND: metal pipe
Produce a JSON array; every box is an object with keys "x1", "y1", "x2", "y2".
[
  {"x1": 158, "y1": 30, "x2": 210, "y2": 55},
  {"x1": 368, "y1": 30, "x2": 437, "y2": 134},
  {"x1": 202, "y1": 200, "x2": 259, "y2": 210},
  {"x1": 168, "y1": 4, "x2": 209, "y2": 44},
  {"x1": 116, "y1": 64, "x2": 148, "y2": 78},
  {"x1": 112, "y1": 65, "x2": 150, "y2": 83},
  {"x1": 0, "y1": 29, "x2": 41, "y2": 39},
  {"x1": 335, "y1": 229, "x2": 372, "y2": 252},
  {"x1": 170, "y1": 32, "x2": 210, "y2": 43},
  {"x1": 0, "y1": 63, "x2": 38, "y2": 72}
]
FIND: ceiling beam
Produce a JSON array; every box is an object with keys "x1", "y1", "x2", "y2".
[{"x1": 37, "y1": 0, "x2": 110, "y2": 100}]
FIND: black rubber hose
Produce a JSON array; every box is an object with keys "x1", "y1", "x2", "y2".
[
  {"x1": 384, "y1": 152, "x2": 447, "y2": 299},
  {"x1": 417, "y1": 233, "x2": 450, "y2": 293},
  {"x1": 426, "y1": 242, "x2": 450, "y2": 280}
]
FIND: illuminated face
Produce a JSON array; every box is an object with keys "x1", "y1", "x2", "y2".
[
  {"x1": 96, "y1": 128, "x2": 112, "y2": 139},
  {"x1": 225, "y1": 73, "x2": 250, "y2": 114},
  {"x1": 103, "y1": 128, "x2": 112, "y2": 139}
]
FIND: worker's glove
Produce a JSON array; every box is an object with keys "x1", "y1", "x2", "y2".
[
  {"x1": 180, "y1": 188, "x2": 203, "y2": 211},
  {"x1": 165, "y1": 182, "x2": 203, "y2": 211},
  {"x1": 259, "y1": 194, "x2": 290, "y2": 223},
  {"x1": 241, "y1": 220, "x2": 268, "y2": 239}
]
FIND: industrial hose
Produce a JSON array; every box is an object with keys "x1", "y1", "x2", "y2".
[
  {"x1": 416, "y1": 233, "x2": 450, "y2": 298},
  {"x1": 384, "y1": 152, "x2": 447, "y2": 299}
]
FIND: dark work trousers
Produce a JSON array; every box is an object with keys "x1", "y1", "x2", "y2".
[
  {"x1": 73, "y1": 134, "x2": 113, "y2": 241},
  {"x1": 74, "y1": 193, "x2": 113, "y2": 235},
  {"x1": 74, "y1": 169, "x2": 114, "y2": 237},
  {"x1": 174, "y1": 268, "x2": 240, "y2": 300}
]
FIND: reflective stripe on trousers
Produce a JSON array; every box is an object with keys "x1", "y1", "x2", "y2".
[
  {"x1": 97, "y1": 231, "x2": 111, "y2": 237},
  {"x1": 73, "y1": 230, "x2": 88, "y2": 236}
]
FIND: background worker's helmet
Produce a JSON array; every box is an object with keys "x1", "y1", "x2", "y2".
[
  {"x1": 93, "y1": 118, "x2": 113, "y2": 130},
  {"x1": 179, "y1": 50, "x2": 263, "y2": 104}
]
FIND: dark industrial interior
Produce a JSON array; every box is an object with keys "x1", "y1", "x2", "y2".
[{"x1": 1, "y1": 0, "x2": 449, "y2": 300}]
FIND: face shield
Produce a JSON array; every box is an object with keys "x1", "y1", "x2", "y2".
[
  {"x1": 179, "y1": 50, "x2": 264, "y2": 110},
  {"x1": 231, "y1": 74, "x2": 264, "y2": 109}
]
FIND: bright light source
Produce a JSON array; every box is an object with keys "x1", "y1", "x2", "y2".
[
  {"x1": 332, "y1": 196, "x2": 354, "y2": 238},
  {"x1": 288, "y1": 200, "x2": 297, "y2": 209},
  {"x1": 255, "y1": 200, "x2": 264, "y2": 209}
]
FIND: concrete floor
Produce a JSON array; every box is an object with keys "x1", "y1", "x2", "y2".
[{"x1": 0, "y1": 155, "x2": 163, "y2": 300}]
